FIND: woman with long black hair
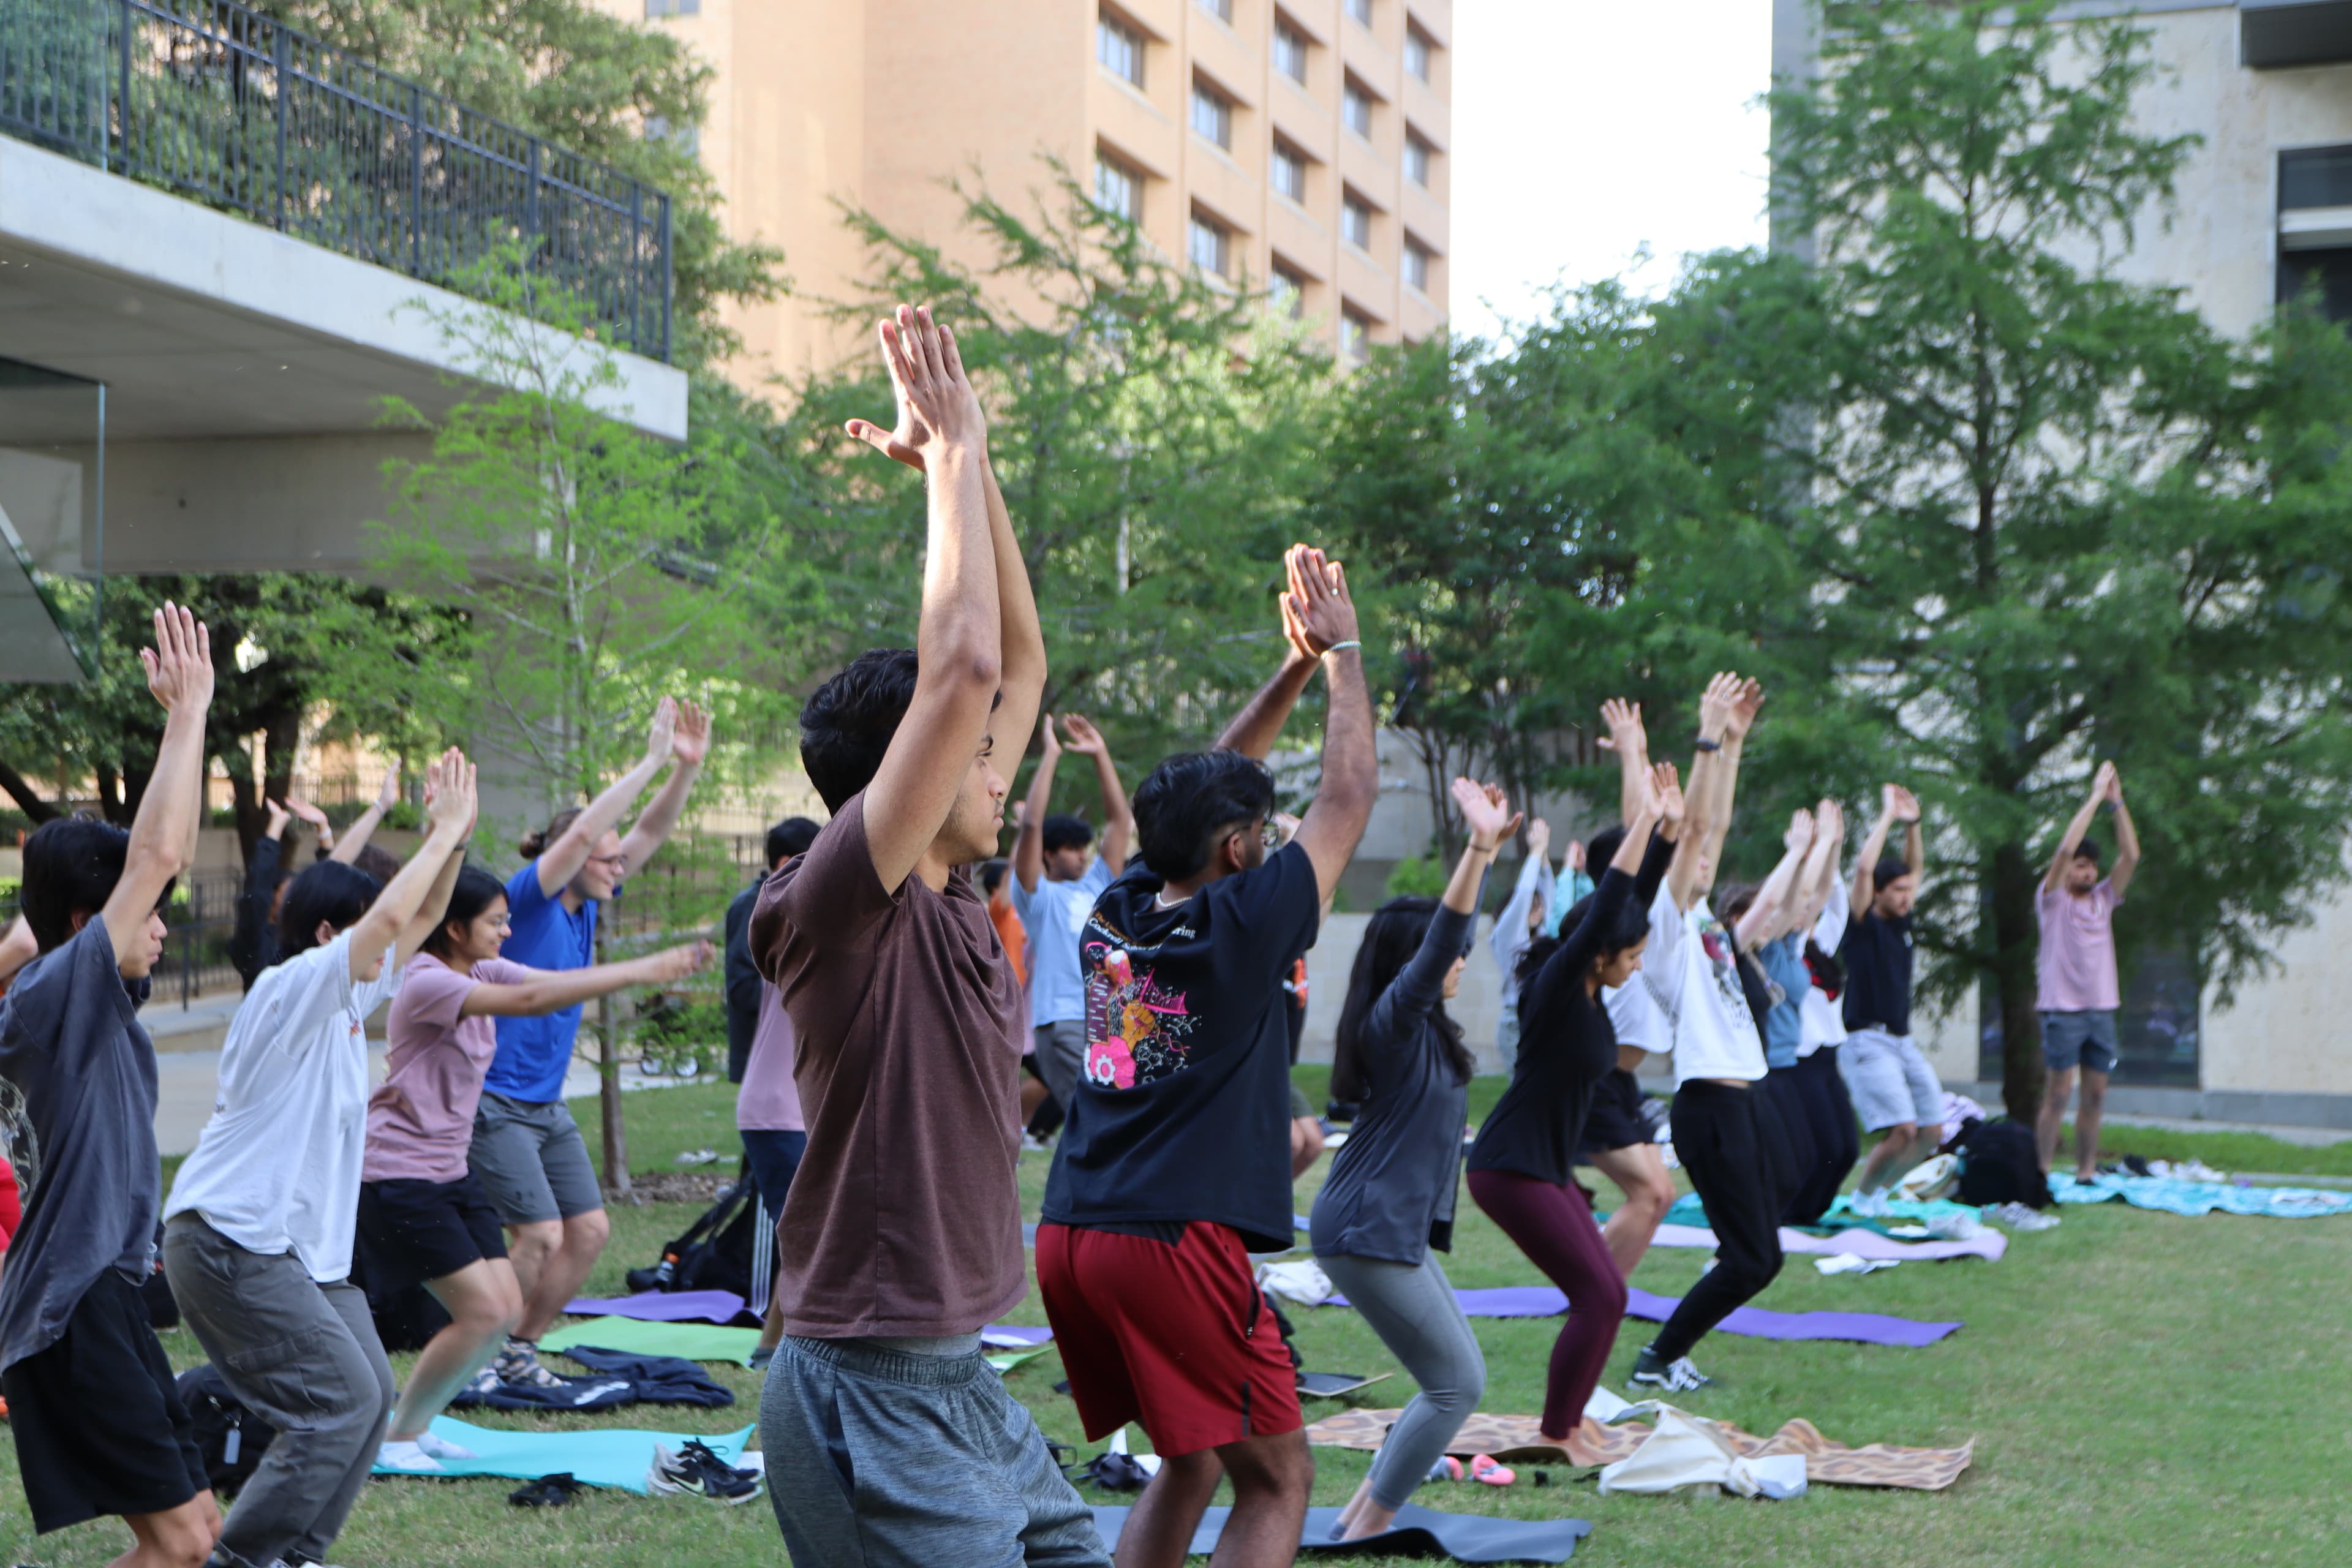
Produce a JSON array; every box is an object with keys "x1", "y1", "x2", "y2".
[
  {"x1": 1310, "y1": 778, "x2": 1517, "y2": 1543},
  {"x1": 1464, "y1": 766, "x2": 1676, "y2": 1452}
]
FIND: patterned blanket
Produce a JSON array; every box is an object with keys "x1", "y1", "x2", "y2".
[{"x1": 1305, "y1": 1408, "x2": 1975, "y2": 1491}]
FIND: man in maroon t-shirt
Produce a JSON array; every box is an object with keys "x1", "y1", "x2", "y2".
[{"x1": 750, "y1": 306, "x2": 1105, "y2": 1567}]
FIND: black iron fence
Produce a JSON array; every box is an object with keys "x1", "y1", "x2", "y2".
[{"x1": 0, "y1": 0, "x2": 671, "y2": 361}]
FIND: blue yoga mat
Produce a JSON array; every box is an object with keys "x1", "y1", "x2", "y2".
[
  {"x1": 1092, "y1": 1503, "x2": 1592, "y2": 1563},
  {"x1": 2052, "y1": 1172, "x2": 2352, "y2": 1218},
  {"x1": 369, "y1": 1415, "x2": 756, "y2": 1493}
]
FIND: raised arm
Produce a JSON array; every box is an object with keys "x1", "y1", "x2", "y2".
[
  {"x1": 1665, "y1": 673, "x2": 1741, "y2": 912},
  {"x1": 1597, "y1": 698, "x2": 1650, "y2": 827},
  {"x1": 618, "y1": 700, "x2": 710, "y2": 877},
  {"x1": 232, "y1": 804, "x2": 289, "y2": 984},
  {"x1": 100, "y1": 605, "x2": 213, "y2": 965},
  {"x1": 1490, "y1": 818, "x2": 1550, "y2": 971},
  {"x1": 1852, "y1": 783, "x2": 1918, "y2": 915},
  {"x1": 1697, "y1": 677, "x2": 1764, "y2": 893},
  {"x1": 1058, "y1": 715, "x2": 1133, "y2": 873},
  {"x1": 1542, "y1": 775, "x2": 1664, "y2": 995},
  {"x1": 1011, "y1": 714, "x2": 1062, "y2": 894},
  {"x1": 461, "y1": 940, "x2": 714, "y2": 1018},
  {"x1": 2044, "y1": 764, "x2": 2111, "y2": 893},
  {"x1": 286, "y1": 795, "x2": 336, "y2": 861},
  {"x1": 1384, "y1": 780, "x2": 1517, "y2": 1033},
  {"x1": 0, "y1": 914, "x2": 36, "y2": 989},
  {"x1": 850, "y1": 306, "x2": 1006, "y2": 894},
  {"x1": 1286, "y1": 548, "x2": 1378, "y2": 904},
  {"x1": 1790, "y1": 796, "x2": 1845, "y2": 935},
  {"x1": 330, "y1": 763, "x2": 401, "y2": 866},
  {"x1": 536, "y1": 701, "x2": 673, "y2": 897},
  {"x1": 1735, "y1": 809, "x2": 1815, "y2": 949},
  {"x1": 1215, "y1": 592, "x2": 1322, "y2": 760},
  {"x1": 2106, "y1": 767, "x2": 2140, "y2": 897},
  {"x1": 350, "y1": 749, "x2": 475, "y2": 979}
]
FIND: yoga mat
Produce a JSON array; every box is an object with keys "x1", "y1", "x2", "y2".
[
  {"x1": 565, "y1": 1289, "x2": 753, "y2": 1324},
  {"x1": 541, "y1": 1316, "x2": 761, "y2": 1365},
  {"x1": 370, "y1": 1415, "x2": 755, "y2": 1493},
  {"x1": 2052, "y1": 1172, "x2": 2352, "y2": 1218},
  {"x1": 1651, "y1": 1221, "x2": 2007, "y2": 1263},
  {"x1": 1305, "y1": 1410, "x2": 1973, "y2": 1491},
  {"x1": 1091, "y1": 1503, "x2": 1592, "y2": 1563},
  {"x1": 1325, "y1": 1286, "x2": 1961, "y2": 1347}
]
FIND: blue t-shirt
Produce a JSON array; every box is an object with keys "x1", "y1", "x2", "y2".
[
  {"x1": 1758, "y1": 932, "x2": 1809, "y2": 1070},
  {"x1": 1010, "y1": 856, "x2": 1114, "y2": 1028},
  {"x1": 487, "y1": 861, "x2": 605, "y2": 1102}
]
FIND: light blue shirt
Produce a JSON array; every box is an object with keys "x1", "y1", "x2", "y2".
[{"x1": 1011, "y1": 856, "x2": 1114, "y2": 1028}]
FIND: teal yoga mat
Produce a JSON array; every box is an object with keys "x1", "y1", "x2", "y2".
[
  {"x1": 369, "y1": 1415, "x2": 755, "y2": 1493},
  {"x1": 542, "y1": 1314, "x2": 1053, "y2": 1374}
]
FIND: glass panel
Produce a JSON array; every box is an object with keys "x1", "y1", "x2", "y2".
[
  {"x1": 1189, "y1": 214, "x2": 1228, "y2": 275},
  {"x1": 1192, "y1": 83, "x2": 1230, "y2": 147},
  {"x1": 1344, "y1": 85, "x2": 1371, "y2": 137},
  {"x1": 1275, "y1": 24, "x2": 1307, "y2": 82},
  {"x1": 1406, "y1": 28, "x2": 1430, "y2": 80},
  {"x1": 0, "y1": 356, "x2": 104, "y2": 684},
  {"x1": 1099, "y1": 15, "x2": 1145, "y2": 86}
]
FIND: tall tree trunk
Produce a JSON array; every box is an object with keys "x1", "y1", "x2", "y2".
[
  {"x1": 597, "y1": 921, "x2": 633, "y2": 1203},
  {"x1": 1989, "y1": 840, "x2": 2046, "y2": 1122},
  {"x1": 0, "y1": 760, "x2": 59, "y2": 824}
]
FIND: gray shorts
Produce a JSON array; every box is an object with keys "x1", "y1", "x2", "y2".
[
  {"x1": 470, "y1": 1092, "x2": 604, "y2": 1224},
  {"x1": 2041, "y1": 1010, "x2": 2117, "y2": 1076},
  {"x1": 1838, "y1": 1027, "x2": 1943, "y2": 1133},
  {"x1": 1033, "y1": 1019, "x2": 1088, "y2": 1108}
]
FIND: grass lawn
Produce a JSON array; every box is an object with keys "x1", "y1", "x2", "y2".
[{"x1": 8, "y1": 1072, "x2": 2351, "y2": 1566}]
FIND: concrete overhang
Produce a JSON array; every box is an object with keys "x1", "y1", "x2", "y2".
[
  {"x1": 2243, "y1": 0, "x2": 2352, "y2": 70},
  {"x1": 0, "y1": 134, "x2": 689, "y2": 574}
]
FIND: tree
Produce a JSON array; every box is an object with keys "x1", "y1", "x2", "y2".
[
  {"x1": 362, "y1": 251, "x2": 786, "y2": 1195},
  {"x1": 1622, "y1": 0, "x2": 2352, "y2": 1116}
]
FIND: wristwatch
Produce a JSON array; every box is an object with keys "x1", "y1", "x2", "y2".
[{"x1": 1691, "y1": 736, "x2": 1722, "y2": 753}]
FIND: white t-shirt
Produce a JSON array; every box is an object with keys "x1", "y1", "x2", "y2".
[
  {"x1": 166, "y1": 931, "x2": 402, "y2": 1282},
  {"x1": 1797, "y1": 881, "x2": 1850, "y2": 1057},
  {"x1": 1602, "y1": 975, "x2": 1672, "y2": 1061},
  {"x1": 1638, "y1": 883, "x2": 1765, "y2": 1085}
]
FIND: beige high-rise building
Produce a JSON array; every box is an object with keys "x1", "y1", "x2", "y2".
[{"x1": 611, "y1": 0, "x2": 1452, "y2": 386}]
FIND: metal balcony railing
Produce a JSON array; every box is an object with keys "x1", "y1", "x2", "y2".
[{"x1": 0, "y1": 0, "x2": 672, "y2": 362}]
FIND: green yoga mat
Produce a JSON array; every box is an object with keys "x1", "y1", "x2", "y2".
[
  {"x1": 541, "y1": 1315, "x2": 1056, "y2": 1375},
  {"x1": 371, "y1": 1415, "x2": 755, "y2": 1493}
]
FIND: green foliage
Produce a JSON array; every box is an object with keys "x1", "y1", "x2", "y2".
[{"x1": 1382, "y1": 854, "x2": 1448, "y2": 900}]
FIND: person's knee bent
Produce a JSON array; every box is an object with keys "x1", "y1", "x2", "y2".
[
  {"x1": 510, "y1": 1218, "x2": 562, "y2": 1261},
  {"x1": 1219, "y1": 1430, "x2": 1313, "y2": 1499},
  {"x1": 563, "y1": 1207, "x2": 611, "y2": 1257},
  {"x1": 1579, "y1": 1270, "x2": 1629, "y2": 1323},
  {"x1": 1634, "y1": 1164, "x2": 1675, "y2": 1215}
]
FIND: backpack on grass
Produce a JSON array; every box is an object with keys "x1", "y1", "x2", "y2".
[
  {"x1": 1952, "y1": 1117, "x2": 2054, "y2": 1209},
  {"x1": 626, "y1": 1176, "x2": 767, "y2": 1299}
]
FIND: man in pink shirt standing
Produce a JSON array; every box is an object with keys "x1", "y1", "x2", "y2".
[{"x1": 2035, "y1": 762, "x2": 2142, "y2": 1180}]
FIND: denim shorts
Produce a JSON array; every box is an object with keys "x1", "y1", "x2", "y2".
[{"x1": 2041, "y1": 1010, "x2": 2118, "y2": 1076}]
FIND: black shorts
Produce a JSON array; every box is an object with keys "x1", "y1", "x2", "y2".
[
  {"x1": 356, "y1": 1174, "x2": 510, "y2": 1294},
  {"x1": 1577, "y1": 1068, "x2": 1654, "y2": 1159},
  {"x1": 2, "y1": 1267, "x2": 208, "y2": 1533}
]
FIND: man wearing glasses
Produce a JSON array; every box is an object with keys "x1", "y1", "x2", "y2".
[
  {"x1": 473, "y1": 696, "x2": 711, "y2": 1389},
  {"x1": 1037, "y1": 547, "x2": 1378, "y2": 1568}
]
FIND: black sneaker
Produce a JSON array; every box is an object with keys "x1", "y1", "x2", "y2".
[
  {"x1": 509, "y1": 1472, "x2": 582, "y2": 1508},
  {"x1": 1627, "y1": 1344, "x2": 1714, "y2": 1393},
  {"x1": 649, "y1": 1440, "x2": 762, "y2": 1504}
]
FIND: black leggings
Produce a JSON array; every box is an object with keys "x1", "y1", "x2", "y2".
[
  {"x1": 1782, "y1": 1047, "x2": 1861, "y2": 1226},
  {"x1": 1758, "y1": 1066, "x2": 1817, "y2": 1221},
  {"x1": 1652, "y1": 1080, "x2": 1789, "y2": 1363}
]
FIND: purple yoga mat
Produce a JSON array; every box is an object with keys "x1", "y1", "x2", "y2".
[
  {"x1": 565, "y1": 1289, "x2": 754, "y2": 1324},
  {"x1": 1325, "y1": 1285, "x2": 1961, "y2": 1348}
]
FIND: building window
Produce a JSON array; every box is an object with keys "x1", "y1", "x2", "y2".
[
  {"x1": 2277, "y1": 145, "x2": 2352, "y2": 322},
  {"x1": 1342, "y1": 306, "x2": 1372, "y2": 361},
  {"x1": 1095, "y1": 153, "x2": 1143, "y2": 221},
  {"x1": 1343, "y1": 192, "x2": 1372, "y2": 251},
  {"x1": 1197, "y1": 0, "x2": 1232, "y2": 21},
  {"x1": 1099, "y1": 11, "x2": 1146, "y2": 87},
  {"x1": 1405, "y1": 25, "x2": 1431, "y2": 81},
  {"x1": 1403, "y1": 236, "x2": 1431, "y2": 293},
  {"x1": 1191, "y1": 78, "x2": 1232, "y2": 149},
  {"x1": 1270, "y1": 265, "x2": 1306, "y2": 318},
  {"x1": 1274, "y1": 21, "x2": 1308, "y2": 83},
  {"x1": 1270, "y1": 142, "x2": 1306, "y2": 202},
  {"x1": 645, "y1": 0, "x2": 698, "y2": 14},
  {"x1": 1346, "y1": 0, "x2": 1372, "y2": 25},
  {"x1": 1404, "y1": 131, "x2": 1431, "y2": 187},
  {"x1": 1189, "y1": 210, "x2": 1231, "y2": 277},
  {"x1": 1343, "y1": 80, "x2": 1373, "y2": 139}
]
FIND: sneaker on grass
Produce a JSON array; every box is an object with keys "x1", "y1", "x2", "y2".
[
  {"x1": 1627, "y1": 1345, "x2": 1714, "y2": 1394},
  {"x1": 648, "y1": 1439, "x2": 763, "y2": 1504},
  {"x1": 496, "y1": 1337, "x2": 568, "y2": 1389}
]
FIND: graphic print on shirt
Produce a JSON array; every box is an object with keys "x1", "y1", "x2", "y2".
[
  {"x1": 1695, "y1": 913, "x2": 1752, "y2": 1020},
  {"x1": 1080, "y1": 921, "x2": 1201, "y2": 1089}
]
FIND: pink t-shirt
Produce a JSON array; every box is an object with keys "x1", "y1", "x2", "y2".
[
  {"x1": 2036, "y1": 880, "x2": 2121, "y2": 1013},
  {"x1": 365, "y1": 952, "x2": 536, "y2": 1182},
  {"x1": 735, "y1": 981, "x2": 803, "y2": 1133}
]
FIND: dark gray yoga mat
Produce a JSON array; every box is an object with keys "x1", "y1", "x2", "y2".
[{"x1": 1091, "y1": 1502, "x2": 1593, "y2": 1563}]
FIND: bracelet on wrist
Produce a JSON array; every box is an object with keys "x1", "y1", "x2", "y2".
[
  {"x1": 1322, "y1": 639, "x2": 1362, "y2": 654},
  {"x1": 1692, "y1": 736, "x2": 1722, "y2": 753}
]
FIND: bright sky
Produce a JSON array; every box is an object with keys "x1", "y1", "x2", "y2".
[{"x1": 1450, "y1": 1, "x2": 1776, "y2": 344}]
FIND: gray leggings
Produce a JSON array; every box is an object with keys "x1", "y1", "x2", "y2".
[{"x1": 1316, "y1": 1251, "x2": 1486, "y2": 1510}]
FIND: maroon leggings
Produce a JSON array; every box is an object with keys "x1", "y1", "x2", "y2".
[{"x1": 1466, "y1": 1167, "x2": 1629, "y2": 1438}]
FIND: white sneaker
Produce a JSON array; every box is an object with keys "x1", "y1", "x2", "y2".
[
  {"x1": 376, "y1": 1439, "x2": 445, "y2": 1473},
  {"x1": 415, "y1": 1429, "x2": 478, "y2": 1461}
]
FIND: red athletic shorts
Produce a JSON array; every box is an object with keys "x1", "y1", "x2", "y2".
[{"x1": 1035, "y1": 1219, "x2": 1302, "y2": 1458}]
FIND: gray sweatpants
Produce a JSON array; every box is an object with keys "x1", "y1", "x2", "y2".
[
  {"x1": 761, "y1": 1333, "x2": 1109, "y2": 1568},
  {"x1": 1317, "y1": 1251, "x2": 1486, "y2": 1510},
  {"x1": 162, "y1": 1215, "x2": 396, "y2": 1568},
  {"x1": 1033, "y1": 1019, "x2": 1088, "y2": 1109}
]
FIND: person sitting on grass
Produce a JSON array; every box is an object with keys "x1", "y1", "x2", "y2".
[
  {"x1": 1038, "y1": 547, "x2": 1377, "y2": 1568},
  {"x1": 364, "y1": 864, "x2": 712, "y2": 1471},
  {"x1": 1011, "y1": 712, "x2": 1134, "y2": 1114},
  {"x1": 0, "y1": 604, "x2": 223, "y2": 1568},
  {"x1": 1312, "y1": 776, "x2": 1520, "y2": 1541},
  {"x1": 2035, "y1": 761, "x2": 2141, "y2": 1181},
  {"x1": 1841, "y1": 784, "x2": 1943, "y2": 1212},
  {"x1": 750, "y1": 304, "x2": 1107, "y2": 1566},
  {"x1": 160, "y1": 749, "x2": 477, "y2": 1568}
]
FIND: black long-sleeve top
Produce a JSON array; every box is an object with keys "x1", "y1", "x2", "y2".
[
  {"x1": 723, "y1": 878, "x2": 763, "y2": 1083},
  {"x1": 1309, "y1": 903, "x2": 1476, "y2": 1265},
  {"x1": 230, "y1": 835, "x2": 284, "y2": 992},
  {"x1": 1467, "y1": 829, "x2": 1674, "y2": 1185}
]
